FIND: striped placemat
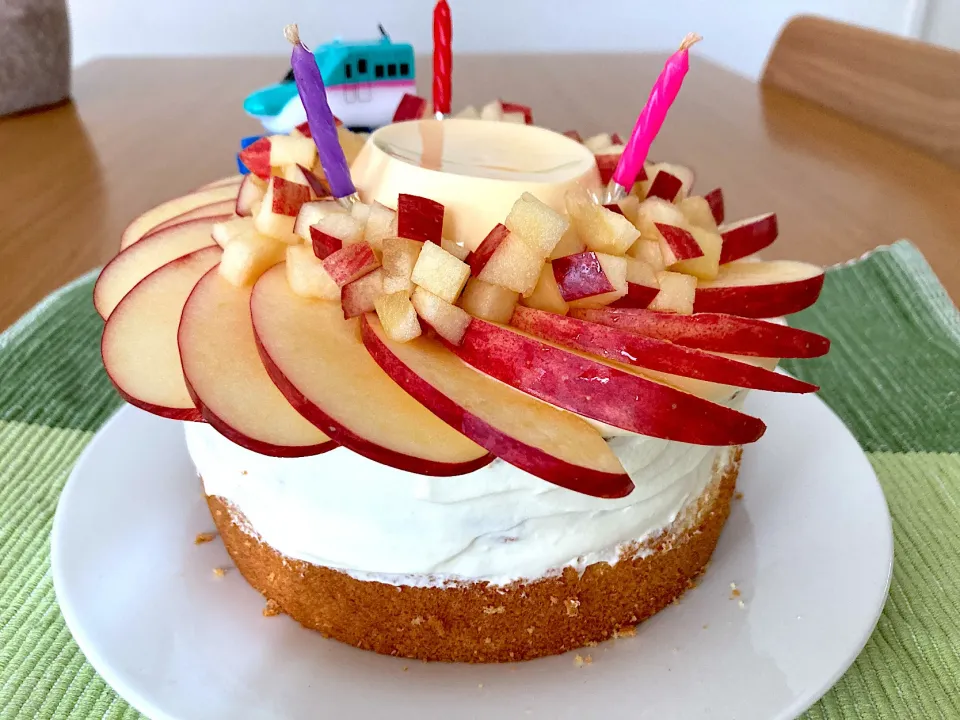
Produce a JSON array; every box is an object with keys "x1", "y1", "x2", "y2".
[{"x1": 1, "y1": 241, "x2": 957, "y2": 719}]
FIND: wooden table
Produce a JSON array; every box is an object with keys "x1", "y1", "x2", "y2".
[{"x1": 1, "y1": 55, "x2": 958, "y2": 330}]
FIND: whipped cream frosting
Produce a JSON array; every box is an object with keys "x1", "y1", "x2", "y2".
[{"x1": 187, "y1": 400, "x2": 743, "y2": 587}]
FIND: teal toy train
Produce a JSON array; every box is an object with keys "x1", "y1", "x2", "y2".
[{"x1": 244, "y1": 25, "x2": 416, "y2": 133}]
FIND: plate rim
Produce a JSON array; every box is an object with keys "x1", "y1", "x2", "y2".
[{"x1": 51, "y1": 395, "x2": 894, "y2": 720}]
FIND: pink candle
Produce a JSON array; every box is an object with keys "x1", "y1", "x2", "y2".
[{"x1": 612, "y1": 33, "x2": 701, "y2": 193}]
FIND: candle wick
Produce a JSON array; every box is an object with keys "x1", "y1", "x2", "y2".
[
  {"x1": 283, "y1": 24, "x2": 302, "y2": 47},
  {"x1": 678, "y1": 33, "x2": 703, "y2": 52}
]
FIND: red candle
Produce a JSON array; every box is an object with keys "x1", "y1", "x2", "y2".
[{"x1": 433, "y1": 0, "x2": 453, "y2": 115}]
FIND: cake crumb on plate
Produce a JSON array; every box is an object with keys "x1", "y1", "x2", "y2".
[
  {"x1": 194, "y1": 532, "x2": 216, "y2": 545},
  {"x1": 212, "y1": 567, "x2": 227, "y2": 578}
]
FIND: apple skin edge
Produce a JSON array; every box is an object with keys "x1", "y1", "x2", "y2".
[
  {"x1": 447, "y1": 318, "x2": 766, "y2": 447},
  {"x1": 252, "y1": 326, "x2": 495, "y2": 477},
  {"x1": 510, "y1": 306, "x2": 818, "y2": 394},
  {"x1": 693, "y1": 274, "x2": 825, "y2": 318},
  {"x1": 359, "y1": 315, "x2": 635, "y2": 499},
  {"x1": 183, "y1": 377, "x2": 337, "y2": 459}
]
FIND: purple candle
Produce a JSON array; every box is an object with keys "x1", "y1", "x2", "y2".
[{"x1": 284, "y1": 24, "x2": 356, "y2": 199}]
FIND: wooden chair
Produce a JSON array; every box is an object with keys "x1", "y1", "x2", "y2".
[{"x1": 762, "y1": 15, "x2": 960, "y2": 169}]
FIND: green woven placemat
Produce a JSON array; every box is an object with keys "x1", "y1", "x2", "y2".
[{"x1": 1, "y1": 241, "x2": 958, "y2": 719}]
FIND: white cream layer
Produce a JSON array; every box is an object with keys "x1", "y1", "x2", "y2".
[{"x1": 187, "y1": 418, "x2": 739, "y2": 588}]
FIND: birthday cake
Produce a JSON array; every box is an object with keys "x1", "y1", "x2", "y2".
[{"x1": 95, "y1": 15, "x2": 830, "y2": 662}]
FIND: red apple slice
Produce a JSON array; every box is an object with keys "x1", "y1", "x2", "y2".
[
  {"x1": 552, "y1": 251, "x2": 616, "y2": 301},
  {"x1": 694, "y1": 260, "x2": 825, "y2": 317},
  {"x1": 121, "y1": 185, "x2": 240, "y2": 249},
  {"x1": 151, "y1": 200, "x2": 236, "y2": 234},
  {"x1": 251, "y1": 265, "x2": 492, "y2": 474},
  {"x1": 704, "y1": 188, "x2": 725, "y2": 224},
  {"x1": 95, "y1": 216, "x2": 227, "y2": 319},
  {"x1": 238, "y1": 137, "x2": 272, "y2": 179},
  {"x1": 646, "y1": 172, "x2": 683, "y2": 202},
  {"x1": 719, "y1": 213, "x2": 779, "y2": 264},
  {"x1": 595, "y1": 154, "x2": 619, "y2": 184},
  {"x1": 448, "y1": 318, "x2": 766, "y2": 445},
  {"x1": 101, "y1": 246, "x2": 222, "y2": 421},
  {"x1": 393, "y1": 94, "x2": 429, "y2": 122},
  {"x1": 500, "y1": 101, "x2": 533, "y2": 124},
  {"x1": 361, "y1": 315, "x2": 633, "y2": 498},
  {"x1": 569, "y1": 307, "x2": 830, "y2": 358},
  {"x1": 398, "y1": 193, "x2": 444, "y2": 243},
  {"x1": 178, "y1": 268, "x2": 334, "y2": 457},
  {"x1": 511, "y1": 306, "x2": 816, "y2": 393}
]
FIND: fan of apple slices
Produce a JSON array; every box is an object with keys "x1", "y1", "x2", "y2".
[{"x1": 98, "y1": 125, "x2": 830, "y2": 498}]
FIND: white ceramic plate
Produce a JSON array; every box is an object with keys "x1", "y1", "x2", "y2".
[{"x1": 52, "y1": 392, "x2": 892, "y2": 720}]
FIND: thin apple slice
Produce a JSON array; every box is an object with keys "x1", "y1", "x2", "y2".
[
  {"x1": 121, "y1": 185, "x2": 240, "y2": 249},
  {"x1": 101, "y1": 246, "x2": 222, "y2": 420},
  {"x1": 151, "y1": 200, "x2": 236, "y2": 234},
  {"x1": 251, "y1": 266, "x2": 491, "y2": 474},
  {"x1": 719, "y1": 213, "x2": 779, "y2": 264},
  {"x1": 694, "y1": 260, "x2": 825, "y2": 317},
  {"x1": 361, "y1": 316, "x2": 632, "y2": 498},
  {"x1": 95, "y1": 216, "x2": 226, "y2": 319},
  {"x1": 511, "y1": 306, "x2": 816, "y2": 393},
  {"x1": 235, "y1": 175, "x2": 266, "y2": 217},
  {"x1": 448, "y1": 318, "x2": 766, "y2": 445},
  {"x1": 569, "y1": 307, "x2": 831, "y2": 358},
  {"x1": 198, "y1": 175, "x2": 244, "y2": 190},
  {"x1": 179, "y1": 268, "x2": 334, "y2": 457}
]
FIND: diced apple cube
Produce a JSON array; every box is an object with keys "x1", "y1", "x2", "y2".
[
  {"x1": 566, "y1": 190, "x2": 640, "y2": 256},
  {"x1": 635, "y1": 197, "x2": 688, "y2": 241},
  {"x1": 469, "y1": 224, "x2": 511, "y2": 276},
  {"x1": 704, "y1": 188, "x2": 725, "y2": 224},
  {"x1": 678, "y1": 196, "x2": 719, "y2": 232},
  {"x1": 613, "y1": 258, "x2": 660, "y2": 308},
  {"x1": 322, "y1": 241, "x2": 380, "y2": 287},
  {"x1": 411, "y1": 241, "x2": 471, "y2": 303},
  {"x1": 238, "y1": 137, "x2": 271, "y2": 179},
  {"x1": 310, "y1": 226, "x2": 342, "y2": 260},
  {"x1": 254, "y1": 177, "x2": 311, "y2": 244},
  {"x1": 341, "y1": 268, "x2": 384, "y2": 318},
  {"x1": 441, "y1": 237, "x2": 470, "y2": 261},
  {"x1": 311, "y1": 212, "x2": 365, "y2": 257},
  {"x1": 562, "y1": 130, "x2": 584, "y2": 143},
  {"x1": 219, "y1": 232, "x2": 285, "y2": 286},
  {"x1": 383, "y1": 274, "x2": 414, "y2": 295},
  {"x1": 480, "y1": 100, "x2": 503, "y2": 121},
  {"x1": 235, "y1": 175, "x2": 266, "y2": 217},
  {"x1": 455, "y1": 105, "x2": 480, "y2": 119},
  {"x1": 411, "y1": 286, "x2": 472, "y2": 345},
  {"x1": 501, "y1": 111, "x2": 526, "y2": 124},
  {"x1": 583, "y1": 133, "x2": 613, "y2": 153},
  {"x1": 459, "y1": 278, "x2": 519, "y2": 323},
  {"x1": 552, "y1": 251, "x2": 615, "y2": 302},
  {"x1": 521, "y1": 263, "x2": 569, "y2": 315},
  {"x1": 500, "y1": 101, "x2": 533, "y2": 124},
  {"x1": 285, "y1": 244, "x2": 340, "y2": 300},
  {"x1": 393, "y1": 93, "x2": 429, "y2": 122},
  {"x1": 656, "y1": 223, "x2": 704, "y2": 265},
  {"x1": 294, "y1": 199, "x2": 346, "y2": 242},
  {"x1": 476, "y1": 231, "x2": 543, "y2": 295},
  {"x1": 649, "y1": 162, "x2": 695, "y2": 200},
  {"x1": 595, "y1": 154, "x2": 619, "y2": 184},
  {"x1": 571, "y1": 252, "x2": 628, "y2": 308},
  {"x1": 398, "y1": 194, "x2": 445, "y2": 243},
  {"x1": 505, "y1": 192, "x2": 569, "y2": 257},
  {"x1": 351, "y1": 201, "x2": 371, "y2": 229},
  {"x1": 279, "y1": 163, "x2": 311, "y2": 187},
  {"x1": 382, "y1": 236, "x2": 422, "y2": 294},
  {"x1": 375, "y1": 291, "x2": 422, "y2": 342},
  {"x1": 211, "y1": 216, "x2": 253, "y2": 248},
  {"x1": 269, "y1": 134, "x2": 317, "y2": 168},
  {"x1": 617, "y1": 195, "x2": 641, "y2": 226},
  {"x1": 646, "y1": 171, "x2": 683, "y2": 202},
  {"x1": 363, "y1": 202, "x2": 398, "y2": 252},
  {"x1": 670, "y1": 226, "x2": 722, "y2": 280},
  {"x1": 647, "y1": 270, "x2": 696, "y2": 314},
  {"x1": 627, "y1": 237, "x2": 667, "y2": 271},
  {"x1": 549, "y1": 224, "x2": 587, "y2": 260}
]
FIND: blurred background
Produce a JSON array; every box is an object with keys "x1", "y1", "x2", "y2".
[{"x1": 68, "y1": 0, "x2": 959, "y2": 78}]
